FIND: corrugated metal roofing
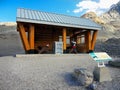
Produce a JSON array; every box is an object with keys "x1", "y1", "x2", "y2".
[{"x1": 16, "y1": 8, "x2": 102, "y2": 30}]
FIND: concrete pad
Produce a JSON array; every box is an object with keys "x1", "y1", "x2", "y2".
[
  {"x1": 16, "y1": 54, "x2": 90, "y2": 57},
  {"x1": 93, "y1": 67, "x2": 112, "y2": 82}
]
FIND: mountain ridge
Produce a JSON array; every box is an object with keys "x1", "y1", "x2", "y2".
[
  {"x1": 81, "y1": 1, "x2": 120, "y2": 40},
  {"x1": 0, "y1": 22, "x2": 16, "y2": 26}
]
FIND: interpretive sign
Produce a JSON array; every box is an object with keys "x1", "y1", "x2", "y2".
[
  {"x1": 89, "y1": 52, "x2": 112, "y2": 61},
  {"x1": 89, "y1": 52, "x2": 112, "y2": 67}
]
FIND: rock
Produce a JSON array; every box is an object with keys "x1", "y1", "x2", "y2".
[
  {"x1": 81, "y1": 12, "x2": 106, "y2": 24},
  {"x1": 93, "y1": 66, "x2": 112, "y2": 82},
  {"x1": 109, "y1": 60, "x2": 120, "y2": 67},
  {"x1": 73, "y1": 68, "x2": 93, "y2": 86},
  {"x1": 88, "y1": 82, "x2": 97, "y2": 90}
]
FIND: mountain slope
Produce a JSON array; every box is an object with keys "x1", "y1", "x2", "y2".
[
  {"x1": 81, "y1": 1, "x2": 120, "y2": 40},
  {"x1": 81, "y1": 12, "x2": 105, "y2": 24}
]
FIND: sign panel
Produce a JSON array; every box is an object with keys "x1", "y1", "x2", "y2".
[
  {"x1": 89, "y1": 52, "x2": 112, "y2": 61},
  {"x1": 54, "y1": 41, "x2": 63, "y2": 54}
]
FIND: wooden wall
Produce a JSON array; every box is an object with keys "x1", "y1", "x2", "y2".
[{"x1": 34, "y1": 25, "x2": 62, "y2": 51}]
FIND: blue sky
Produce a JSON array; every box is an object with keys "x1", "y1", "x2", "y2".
[{"x1": 0, "y1": 0, "x2": 119, "y2": 22}]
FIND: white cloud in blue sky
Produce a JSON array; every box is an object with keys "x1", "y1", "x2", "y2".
[{"x1": 73, "y1": 0, "x2": 119, "y2": 15}]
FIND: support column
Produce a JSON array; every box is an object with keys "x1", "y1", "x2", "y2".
[
  {"x1": 91, "y1": 30, "x2": 98, "y2": 50},
  {"x1": 28, "y1": 24, "x2": 35, "y2": 50},
  {"x1": 19, "y1": 23, "x2": 30, "y2": 51},
  {"x1": 85, "y1": 31, "x2": 91, "y2": 52},
  {"x1": 62, "y1": 28, "x2": 67, "y2": 51}
]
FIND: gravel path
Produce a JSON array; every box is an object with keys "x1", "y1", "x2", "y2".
[{"x1": 0, "y1": 54, "x2": 119, "y2": 90}]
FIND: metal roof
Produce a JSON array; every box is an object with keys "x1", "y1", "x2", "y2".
[{"x1": 16, "y1": 8, "x2": 102, "y2": 30}]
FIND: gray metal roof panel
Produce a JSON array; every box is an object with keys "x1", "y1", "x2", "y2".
[{"x1": 16, "y1": 8, "x2": 102, "y2": 30}]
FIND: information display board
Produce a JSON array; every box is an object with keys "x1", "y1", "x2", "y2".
[
  {"x1": 53, "y1": 41, "x2": 63, "y2": 54},
  {"x1": 89, "y1": 52, "x2": 112, "y2": 61}
]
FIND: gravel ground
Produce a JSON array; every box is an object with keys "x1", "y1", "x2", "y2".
[
  {"x1": 94, "y1": 38, "x2": 120, "y2": 90},
  {"x1": 0, "y1": 54, "x2": 97, "y2": 90},
  {"x1": 0, "y1": 55, "x2": 119, "y2": 90},
  {"x1": 0, "y1": 31, "x2": 120, "y2": 90}
]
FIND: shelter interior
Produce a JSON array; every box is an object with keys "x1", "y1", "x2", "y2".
[{"x1": 17, "y1": 22, "x2": 98, "y2": 54}]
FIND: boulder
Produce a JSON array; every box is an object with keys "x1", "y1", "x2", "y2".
[
  {"x1": 73, "y1": 68, "x2": 93, "y2": 86},
  {"x1": 88, "y1": 82, "x2": 97, "y2": 90},
  {"x1": 109, "y1": 60, "x2": 120, "y2": 67}
]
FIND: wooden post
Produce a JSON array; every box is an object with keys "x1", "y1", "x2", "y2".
[
  {"x1": 85, "y1": 31, "x2": 91, "y2": 52},
  {"x1": 28, "y1": 24, "x2": 35, "y2": 49},
  {"x1": 63, "y1": 28, "x2": 67, "y2": 50},
  {"x1": 19, "y1": 23, "x2": 30, "y2": 51},
  {"x1": 91, "y1": 30, "x2": 98, "y2": 50}
]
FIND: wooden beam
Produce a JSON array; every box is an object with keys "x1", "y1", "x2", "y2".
[
  {"x1": 19, "y1": 23, "x2": 30, "y2": 51},
  {"x1": 70, "y1": 31, "x2": 87, "y2": 38},
  {"x1": 91, "y1": 30, "x2": 98, "y2": 50},
  {"x1": 62, "y1": 28, "x2": 67, "y2": 50},
  {"x1": 85, "y1": 31, "x2": 91, "y2": 52},
  {"x1": 28, "y1": 24, "x2": 35, "y2": 49}
]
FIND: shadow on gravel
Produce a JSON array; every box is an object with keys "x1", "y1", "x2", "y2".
[{"x1": 63, "y1": 72, "x2": 81, "y2": 86}]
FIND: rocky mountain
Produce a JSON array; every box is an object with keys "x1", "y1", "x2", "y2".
[
  {"x1": 81, "y1": 12, "x2": 106, "y2": 25},
  {"x1": 81, "y1": 1, "x2": 120, "y2": 40},
  {"x1": 0, "y1": 22, "x2": 16, "y2": 34}
]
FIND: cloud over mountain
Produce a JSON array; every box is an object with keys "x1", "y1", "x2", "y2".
[{"x1": 73, "y1": 0, "x2": 119, "y2": 15}]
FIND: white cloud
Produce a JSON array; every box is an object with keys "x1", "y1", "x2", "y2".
[{"x1": 73, "y1": 0, "x2": 119, "y2": 15}]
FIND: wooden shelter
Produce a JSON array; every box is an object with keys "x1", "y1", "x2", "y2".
[{"x1": 16, "y1": 8, "x2": 102, "y2": 54}]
